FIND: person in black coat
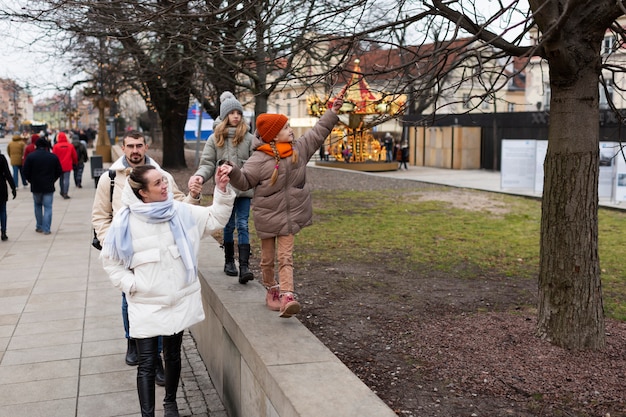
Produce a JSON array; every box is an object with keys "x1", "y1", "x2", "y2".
[
  {"x1": 0, "y1": 149, "x2": 17, "y2": 241},
  {"x1": 23, "y1": 138, "x2": 62, "y2": 235},
  {"x1": 72, "y1": 134, "x2": 89, "y2": 188}
]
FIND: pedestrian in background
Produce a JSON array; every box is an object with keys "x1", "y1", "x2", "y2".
[
  {"x1": 22, "y1": 133, "x2": 38, "y2": 166},
  {"x1": 400, "y1": 139, "x2": 409, "y2": 170},
  {"x1": 0, "y1": 148, "x2": 17, "y2": 241},
  {"x1": 7, "y1": 134, "x2": 27, "y2": 188},
  {"x1": 101, "y1": 164, "x2": 234, "y2": 417},
  {"x1": 228, "y1": 88, "x2": 345, "y2": 318},
  {"x1": 188, "y1": 91, "x2": 255, "y2": 284},
  {"x1": 384, "y1": 133, "x2": 394, "y2": 162},
  {"x1": 23, "y1": 138, "x2": 62, "y2": 235},
  {"x1": 72, "y1": 133, "x2": 89, "y2": 188},
  {"x1": 52, "y1": 131, "x2": 78, "y2": 199}
]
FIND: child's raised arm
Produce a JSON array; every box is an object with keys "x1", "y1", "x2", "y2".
[{"x1": 330, "y1": 85, "x2": 347, "y2": 113}]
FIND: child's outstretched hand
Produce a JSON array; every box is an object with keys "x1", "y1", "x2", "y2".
[
  {"x1": 331, "y1": 85, "x2": 347, "y2": 113},
  {"x1": 215, "y1": 164, "x2": 232, "y2": 193}
]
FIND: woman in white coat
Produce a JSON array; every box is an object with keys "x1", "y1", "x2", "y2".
[{"x1": 101, "y1": 164, "x2": 235, "y2": 417}]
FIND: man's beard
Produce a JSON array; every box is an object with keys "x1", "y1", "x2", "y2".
[{"x1": 128, "y1": 154, "x2": 144, "y2": 164}]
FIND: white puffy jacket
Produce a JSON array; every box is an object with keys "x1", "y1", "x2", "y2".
[{"x1": 102, "y1": 180, "x2": 235, "y2": 338}]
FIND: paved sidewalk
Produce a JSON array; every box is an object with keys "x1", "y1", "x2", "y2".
[{"x1": 0, "y1": 144, "x2": 227, "y2": 417}]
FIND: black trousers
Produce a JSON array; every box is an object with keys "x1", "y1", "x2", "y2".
[{"x1": 135, "y1": 331, "x2": 183, "y2": 417}]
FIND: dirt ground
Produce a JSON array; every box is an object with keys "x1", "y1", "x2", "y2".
[{"x1": 160, "y1": 150, "x2": 626, "y2": 417}]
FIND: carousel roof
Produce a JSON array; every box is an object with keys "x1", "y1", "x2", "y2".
[
  {"x1": 326, "y1": 59, "x2": 405, "y2": 115},
  {"x1": 344, "y1": 59, "x2": 379, "y2": 111}
]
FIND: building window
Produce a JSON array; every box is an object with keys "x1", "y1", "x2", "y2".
[
  {"x1": 287, "y1": 103, "x2": 291, "y2": 116},
  {"x1": 507, "y1": 103, "x2": 515, "y2": 112},
  {"x1": 600, "y1": 80, "x2": 614, "y2": 110},
  {"x1": 603, "y1": 35, "x2": 617, "y2": 55}
]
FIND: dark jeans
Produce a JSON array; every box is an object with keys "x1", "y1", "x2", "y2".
[
  {"x1": 12, "y1": 165, "x2": 27, "y2": 187},
  {"x1": 73, "y1": 163, "x2": 85, "y2": 186},
  {"x1": 59, "y1": 171, "x2": 71, "y2": 195},
  {"x1": 135, "y1": 332, "x2": 183, "y2": 416},
  {"x1": 223, "y1": 197, "x2": 251, "y2": 244},
  {"x1": 32, "y1": 192, "x2": 53, "y2": 233}
]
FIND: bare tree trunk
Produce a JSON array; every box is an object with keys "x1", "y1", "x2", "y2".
[
  {"x1": 537, "y1": 61, "x2": 605, "y2": 350},
  {"x1": 159, "y1": 100, "x2": 189, "y2": 169}
]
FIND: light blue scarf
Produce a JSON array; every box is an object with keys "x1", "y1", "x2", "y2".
[{"x1": 102, "y1": 192, "x2": 198, "y2": 283}]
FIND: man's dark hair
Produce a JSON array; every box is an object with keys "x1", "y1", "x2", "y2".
[{"x1": 122, "y1": 130, "x2": 146, "y2": 146}]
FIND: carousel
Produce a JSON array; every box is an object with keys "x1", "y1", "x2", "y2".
[{"x1": 308, "y1": 59, "x2": 405, "y2": 172}]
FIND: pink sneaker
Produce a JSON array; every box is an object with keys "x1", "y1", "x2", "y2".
[
  {"x1": 265, "y1": 285, "x2": 281, "y2": 311},
  {"x1": 279, "y1": 292, "x2": 301, "y2": 318}
]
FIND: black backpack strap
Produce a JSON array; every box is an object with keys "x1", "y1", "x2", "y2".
[
  {"x1": 108, "y1": 169, "x2": 116, "y2": 203},
  {"x1": 93, "y1": 169, "x2": 118, "y2": 251}
]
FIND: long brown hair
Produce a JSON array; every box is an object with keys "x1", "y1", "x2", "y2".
[{"x1": 213, "y1": 115, "x2": 247, "y2": 147}]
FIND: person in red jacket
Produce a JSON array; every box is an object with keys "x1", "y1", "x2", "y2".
[
  {"x1": 52, "y1": 131, "x2": 78, "y2": 199},
  {"x1": 22, "y1": 133, "x2": 39, "y2": 167}
]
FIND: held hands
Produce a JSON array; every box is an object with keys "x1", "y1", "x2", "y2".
[
  {"x1": 188, "y1": 175, "x2": 203, "y2": 191},
  {"x1": 215, "y1": 164, "x2": 232, "y2": 193},
  {"x1": 330, "y1": 85, "x2": 347, "y2": 114},
  {"x1": 188, "y1": 180, "x2": 202, "y2": 199}
]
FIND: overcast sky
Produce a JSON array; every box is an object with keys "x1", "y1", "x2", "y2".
[
  {"x1": 0, "y1": 0, "x2": 529, "y2": 102},
  {"x1": 0, "y1": 16, "x2": 75, "y2": 101}
]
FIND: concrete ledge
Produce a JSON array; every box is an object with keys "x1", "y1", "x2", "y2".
[{"x1": 190, "y1": 237, "x2": 396, "y2": 417}]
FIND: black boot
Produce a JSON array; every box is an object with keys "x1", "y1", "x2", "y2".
[
  {"x1": 155, "y1": 353, "x2": 165, "y2": 386},
  {"x1": 223, "y1": 242, "x2": 238, "y2": 276},
  {"x1": 1, "y1": 232, "x2": 7, "y2": 241},
  {"x1": 163, "y1": 332, "x2": 183, "y2": 417},
  {"x1": 163, "y1": 402, "x2": 179, "y2": 417},
  {"x1": 126, "y1": 338, "x2": 138, "y2": 366},
  {"x1": 238, "y1": 244, "x2": 254, "y2": 284},
  {"x1": 135, "y1": 339, "x2": 156, "y2": 417}
]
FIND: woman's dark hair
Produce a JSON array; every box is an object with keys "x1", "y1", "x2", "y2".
[{"x1": 128, "y1": 165, "x2": 156, "y2": 201}]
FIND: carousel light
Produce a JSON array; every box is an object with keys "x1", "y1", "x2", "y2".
[
  {"x1": 375, "y1": 102, "x2": 390, "y2": 113},
  {"x1": 340, "y1": 101, "x2": 356, "y2": 113}
]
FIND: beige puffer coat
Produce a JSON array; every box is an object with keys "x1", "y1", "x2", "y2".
[{"x1": 229, "y1": 110, "x2": 339, "y2": 239}]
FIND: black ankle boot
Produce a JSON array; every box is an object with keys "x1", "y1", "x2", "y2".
[
  {"x1": 223, "y1": 242, "x2": 238, "y2": 276},
  {"x1": 126, "y1": 338, "x2": 138, "y2": 366},
  {"x1": 163, "y1": 401, "x2": 179, "y2": 417},
  {"x1": 1, "y1": 232, "x2": 7, "y2": 241},
  {"x1": 238, "y1": 244, "x2": 254, "y2": 284}
]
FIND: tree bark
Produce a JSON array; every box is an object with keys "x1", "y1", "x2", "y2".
[
  {"x1": 536, "y1": 38, "x2": 605, "y2": 349},
  {"x1": 158, "y1": 99, "x2": 189, "y2": 170}
]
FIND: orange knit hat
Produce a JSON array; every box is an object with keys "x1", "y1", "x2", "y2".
[{"x1": 256, "y1": 113, "x2": 288, "y2": 143}]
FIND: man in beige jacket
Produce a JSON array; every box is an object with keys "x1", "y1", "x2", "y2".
[{"x1": 91, "y1": 130, "x2": 201, "y2": 384}]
